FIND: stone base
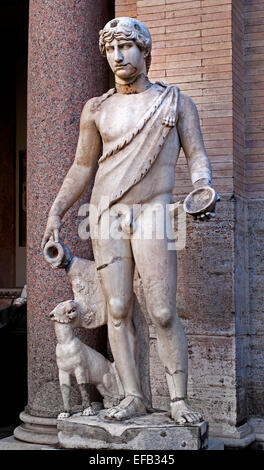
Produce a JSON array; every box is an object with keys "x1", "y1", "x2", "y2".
[
  {"x1": 14, "y1": 411, "x2": 58, "y2": 445},
  {"x1": 247, "y1": 417, "x2": 264, "y2": 450},
  {"x1": 57, "y1": 410, "x2": 208, "y2": 450},
  {"x1": 207, "y1": 438, "x2": 224, "y2": 450},
  {"x1": 210, "y1": 421, "x2": 255, "y2": 449}
]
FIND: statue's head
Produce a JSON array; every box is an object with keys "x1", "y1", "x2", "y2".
[
  {"x1": 49, "y1": 300, "x2": 79, "y2": 324},
  {"x1": 99, "y1": 17, "x2": 152, "y2": 80}
]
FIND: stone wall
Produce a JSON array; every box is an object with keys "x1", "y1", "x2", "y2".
[
  {"x1": 244, "y1": 1, "x2": 264, "y2": 198},
  {"x1": 247, "y1": 200, "x2": 264, "y2": 416},
  {"x1": 234, "y1": 196, "x2": 250, "y2": 423},
  {"x1": 243, "y1": 1, "x2": 264, "y2": 418}
]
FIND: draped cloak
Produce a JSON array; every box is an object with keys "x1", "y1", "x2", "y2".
[{"x1": 90, "y1": 83, "x2": 179, "y2": 222}]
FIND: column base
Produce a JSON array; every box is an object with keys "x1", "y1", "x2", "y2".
[
  {"x1": 14, "y1": 411, "x2": 58, "y2": 445},
  {"x1": 0, "y1": 435, "x2": 57, "y2": 450},
  {"x1": 210, "y1": 421, "x2": 255, "y2": 449},
  {"x1": 248, "y1": 417, "x2": 264, "y2": 450}
]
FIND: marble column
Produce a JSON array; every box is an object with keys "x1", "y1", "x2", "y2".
[{"x1": 14, "y1": 0, "x2": 111, "y2": 445}]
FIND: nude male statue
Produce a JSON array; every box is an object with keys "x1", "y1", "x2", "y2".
[{"x1": 42, "y1": 17, "x2": 217, "y2": 424}]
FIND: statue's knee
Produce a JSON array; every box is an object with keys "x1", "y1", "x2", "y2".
[
  {"x1": 151, "y1": 307, "x2": 173, "y2": 328},
  {"x1": 108, "y1": 297, "x2": 129, "y2": 323}
]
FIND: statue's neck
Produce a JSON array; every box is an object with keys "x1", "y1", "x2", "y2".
[
  {"x1": 54, "y1": 322, "x2": 74, "y2": 344},
  {"x1": 115, "y1": 73, "x2": 153, "y2": 94}
]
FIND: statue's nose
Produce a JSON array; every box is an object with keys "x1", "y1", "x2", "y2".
[{"x1": 114, "y1": 48, "x2": 123, "y2": 63}]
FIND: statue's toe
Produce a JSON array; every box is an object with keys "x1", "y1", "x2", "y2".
[
  {"x1": 105, "y1": 406, "x2": 120, "y2": 419},
  {"x1": 82, "y1": 406, "x2": 96, "y2": 416},
  {"x1": 104, "y1": 396, "x2": 145, "y2": 421},
  {"x1": 57, "y1": 412, "x2": 71, "y2": 420},
  {"x1": 171, "y1": 400, "x2": 203, "y2": 425}
]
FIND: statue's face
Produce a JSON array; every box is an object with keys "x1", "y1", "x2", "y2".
[{"x1": 105, "y1": 38, "x2": 146, "y2": 81}]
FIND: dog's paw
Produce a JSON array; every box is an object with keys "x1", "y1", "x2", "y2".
[
  {"x1": 57, "y1": 412, "x2": 71, "y2": 420},
  {"x1": 82, "y1": 406, "x2": 96, "y2": 416}
]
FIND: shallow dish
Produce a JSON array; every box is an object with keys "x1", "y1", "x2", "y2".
[{"x1": 183, "y1": 186, "x2": 217, "y2": 216}]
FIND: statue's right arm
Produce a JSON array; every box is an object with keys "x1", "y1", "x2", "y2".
[{"x1": 41, "y1": 99, "x2": 101, "y2": 248}]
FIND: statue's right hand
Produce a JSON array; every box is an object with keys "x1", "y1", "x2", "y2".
[{"x1": 41, "y1": 215, "x2": 61, "y2": 250}]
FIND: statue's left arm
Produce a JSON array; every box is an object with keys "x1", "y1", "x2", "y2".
[{"x1": 177, "y1": 92, "x2": 212, "y2": 190}]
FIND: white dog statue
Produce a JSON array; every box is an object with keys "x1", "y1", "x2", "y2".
[{"x1": 49, "y1": 300, "x2": 124, "y2": 420}]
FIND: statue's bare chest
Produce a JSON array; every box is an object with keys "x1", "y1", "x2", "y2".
[{"x1": 96, "y1": 88, "x2": 163, "y2": 146}]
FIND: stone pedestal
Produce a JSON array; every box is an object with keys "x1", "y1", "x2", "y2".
[{"x1": 57, "y1": 411, "x2": 208, "y2": 450}]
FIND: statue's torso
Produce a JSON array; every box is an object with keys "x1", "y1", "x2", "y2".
[{"x1": 93, "y1": 83, "x2": 181, "y2": 206}]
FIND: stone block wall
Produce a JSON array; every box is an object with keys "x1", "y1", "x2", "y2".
[
  {"x1": 241, "y1": 0, "x2": 264, "y2": 418},
  {"x1": 244, "y1": 1, "x2": 264, "y2": 198},
  {"x1": 247, "y1": 200, "x2": 264, "y2": 416}
]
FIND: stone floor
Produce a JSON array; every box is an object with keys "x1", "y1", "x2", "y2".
[
  {"x1": 0, "y1": 426, "x2": 14, "y2": 440},
  {"x1": 0, "y1": 435, "x2": 58, "y2": 450}
]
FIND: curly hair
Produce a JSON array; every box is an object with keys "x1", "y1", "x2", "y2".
[{"x1": 99, "y1": 17, "x2": 152, "y2": 72}]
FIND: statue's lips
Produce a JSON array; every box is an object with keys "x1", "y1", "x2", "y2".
[{"x1": 115, "y1": 64, "x2": 128, "y2": 70}]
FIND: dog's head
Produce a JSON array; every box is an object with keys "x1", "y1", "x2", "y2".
[{"x1": 49, "y1": 300, "x2": 79, "y2": 324}]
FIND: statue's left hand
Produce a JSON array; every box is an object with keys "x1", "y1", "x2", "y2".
[
  {"x1": 41, "y1": 215, "x2": 61, "y2": 249},
  {"x1": 187, "y1": 179, "x2": 220, "y2": 221},
  {"x1": 194, "y1": 192, "x2": 220, "y2": 221}
]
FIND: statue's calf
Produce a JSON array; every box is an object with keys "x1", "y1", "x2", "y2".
[{"x1": 50, "y1": 300, "x2": 124, "y2": 420}]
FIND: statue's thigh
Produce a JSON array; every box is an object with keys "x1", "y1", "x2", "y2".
[
  {"x1": 94, "y1": 235, "x2": 134, "y2": 304},
  {"x1": 131, "y1": 219, "x2": 177, "y2": 311}
]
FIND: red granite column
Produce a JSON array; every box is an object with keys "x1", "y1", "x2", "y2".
[{"x1": 14, "y1": 0, "x2": 111, "y2": 444}]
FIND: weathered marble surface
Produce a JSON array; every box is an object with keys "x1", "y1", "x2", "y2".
[{"x1": 57, "y1": 411, "x2": 208, "y2": 450}]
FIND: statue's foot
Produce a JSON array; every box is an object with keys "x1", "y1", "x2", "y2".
[
  {"x1": 171, "y1": 400, "x2": 203, "y2": 425},
  {"x1": 57, "y1": 411, "x2": 71, "y2": 420},
  {"x1": 105, "y1": 395, "x2": 146, "y2": 421},
  {"x1": 82, "y1": 406, "x2": 96, "y2": 416}
]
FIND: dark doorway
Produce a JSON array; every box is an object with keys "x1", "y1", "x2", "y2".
[
  {"x1": 0, "y1": 0, "x2": 28, "y2": 290},
  {"x1": 0, "y1": 0, "x2": 28, "y2": 437}
]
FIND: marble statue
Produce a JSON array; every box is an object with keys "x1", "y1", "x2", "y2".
[
  {"x1": 42, "y1": 17, "x2": 218, "y2": 426},
  {"x1": 49, "y1": 300, "x2": 124, "y2": 420}
]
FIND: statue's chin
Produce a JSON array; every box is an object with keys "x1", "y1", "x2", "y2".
[{"x1": 115, "y1": 68, "x2": 138, "y2": 82}]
